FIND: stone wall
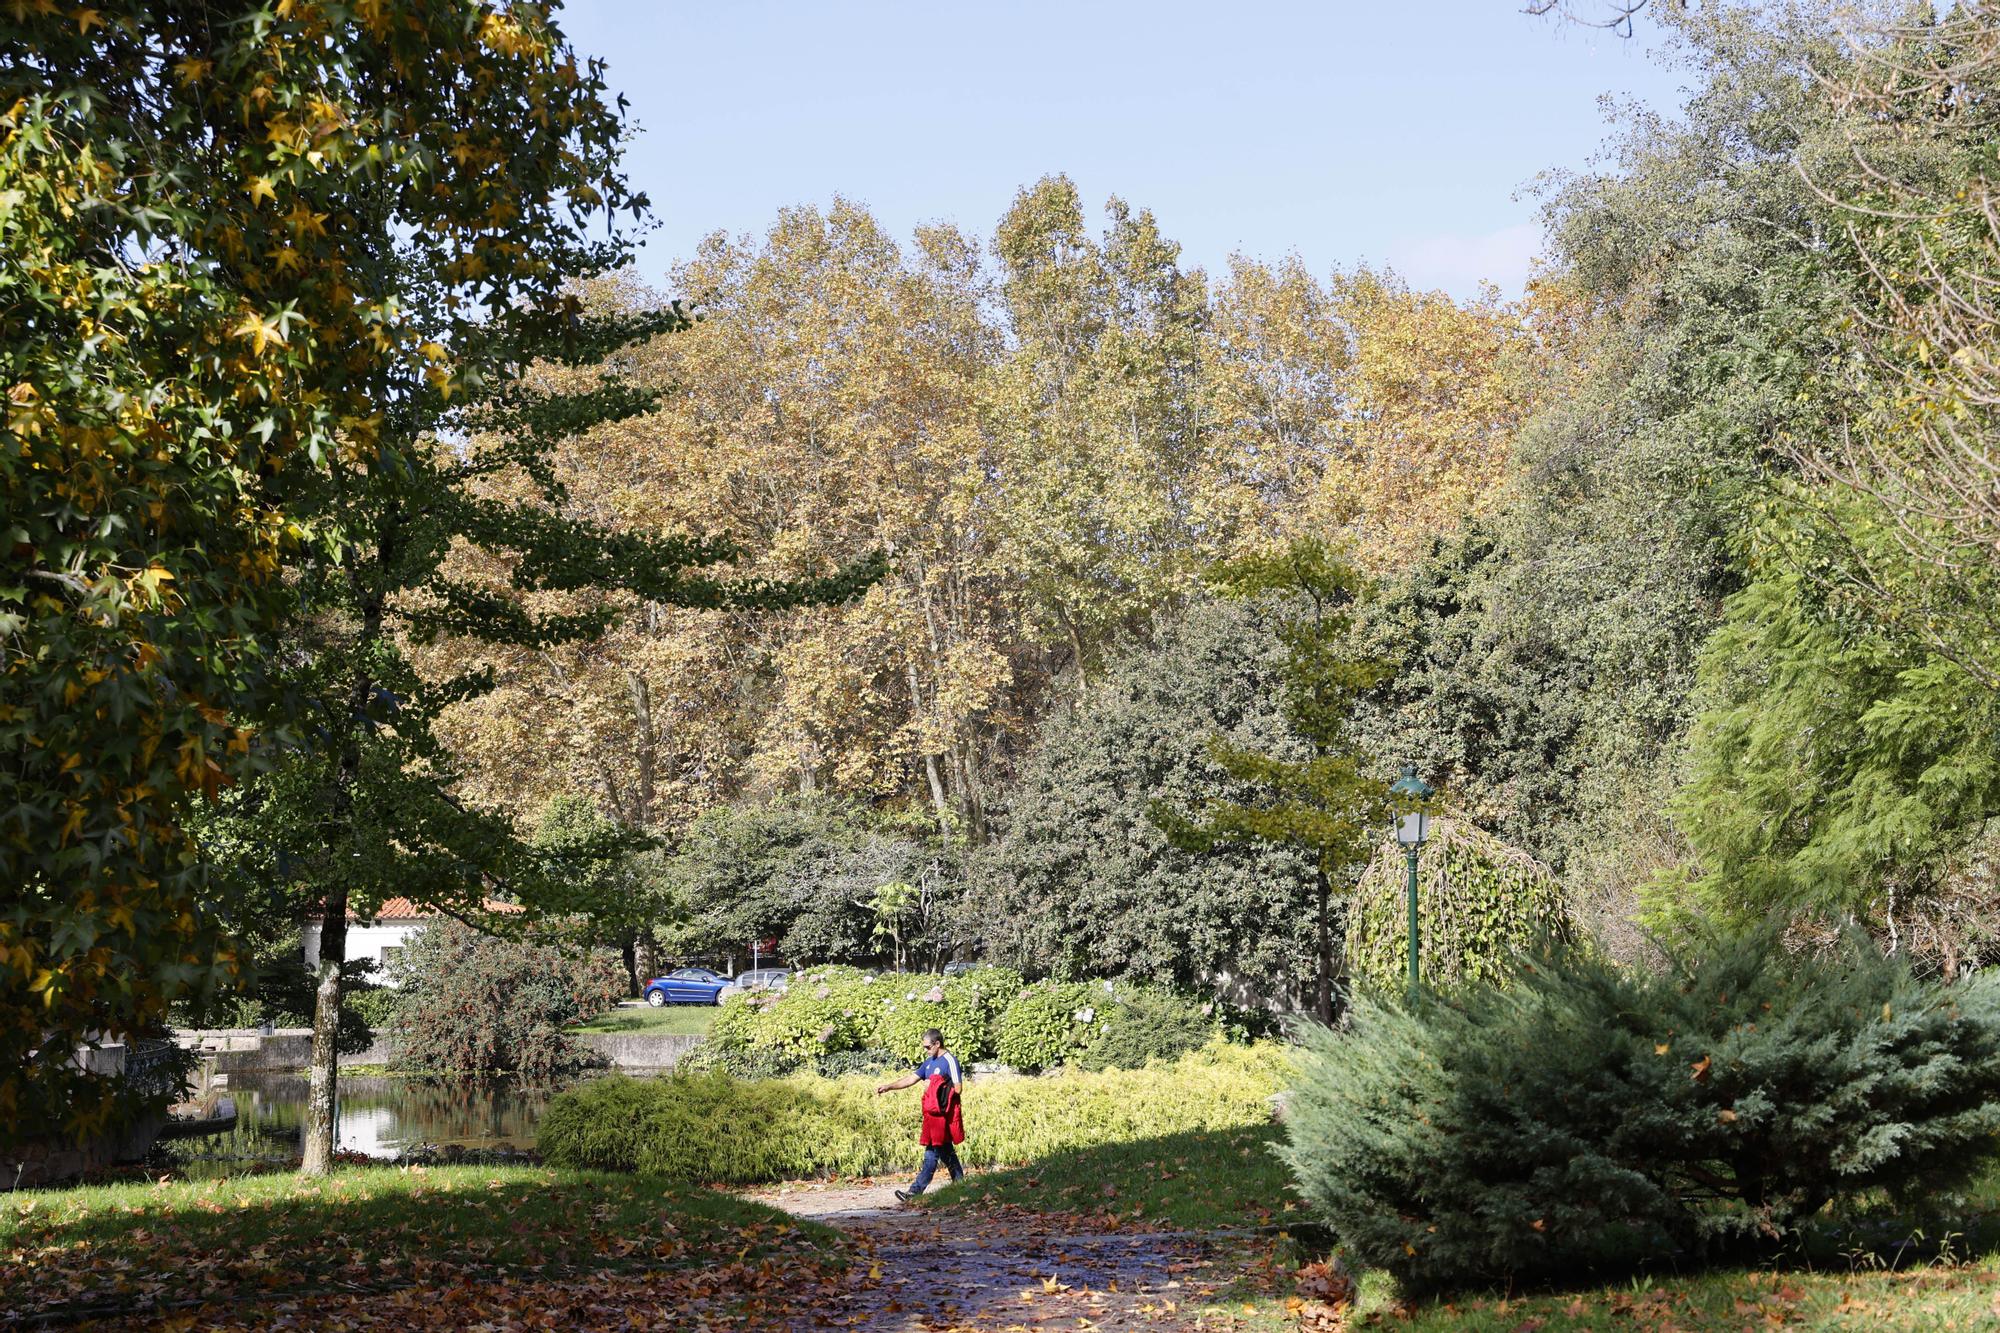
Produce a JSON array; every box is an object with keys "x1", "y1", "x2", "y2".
[
  {"x1": 177, "y1": 1028, "x2": 701, "y2": 1077},
  {"x1": 573, "y1": 1032, "x2": 703, "y2": 1071}
]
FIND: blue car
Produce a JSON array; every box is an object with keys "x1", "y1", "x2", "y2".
[{"x1": 643, "y1": 968, "x2": 733, "y2": 1007}]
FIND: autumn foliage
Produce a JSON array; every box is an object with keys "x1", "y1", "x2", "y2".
[{"x1": 2, "y1": 2, "x2": 644, "y2": 1145}]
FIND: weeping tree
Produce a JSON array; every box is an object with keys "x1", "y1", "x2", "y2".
[
  {"x1": 1153, "y1": 541, "x2": 1394, "y2": 1023},
  {"x1": 1345, "y1": 818, "x2": 1569, "y2": 994}
]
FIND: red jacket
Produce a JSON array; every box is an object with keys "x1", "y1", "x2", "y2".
[{"x1": 920, "y1": 1072, "x2": 965, "y2": 1146}]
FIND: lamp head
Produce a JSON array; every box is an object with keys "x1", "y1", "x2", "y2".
[{"x1": 1389, "y1": 765, "x2": 1434, "y2": 848}]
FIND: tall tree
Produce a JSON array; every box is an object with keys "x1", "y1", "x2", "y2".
[
  {"x1": 1789, "y1": 4, "x2": 2000, "y2": 689},
  {"x1": 978, "y1": 598, "x2": 1322, "y2": 1000},
  {"x1": 1152, "y1": 542, "x2": 1393, "y2": 1022},
  {"x1": 2, "y1": 0, "x2": 642, "y2": 1146},
  {"x1": 267, "y1": 295, "x2": 876, "y2": 1173}
]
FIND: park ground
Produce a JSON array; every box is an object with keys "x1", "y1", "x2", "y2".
[
  {"x1": 569, "y1": 1002, "x2": 718, "y2": 1036},
  {"x1": 10, "y1": 1127, "x2": 2000, "y2": 1329}
]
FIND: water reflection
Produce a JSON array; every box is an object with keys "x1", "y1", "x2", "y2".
[{"x1": 167, "y1": 1073, "x2": 553, "y2": 1172}]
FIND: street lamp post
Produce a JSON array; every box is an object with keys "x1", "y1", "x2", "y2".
[{"x1": 1389, "y1": 765, "x2": 1435, "y2": 992}]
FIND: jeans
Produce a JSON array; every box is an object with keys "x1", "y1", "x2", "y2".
[{"x1": 909, "y1": 1141, "x2": 964, "y2": 1194}]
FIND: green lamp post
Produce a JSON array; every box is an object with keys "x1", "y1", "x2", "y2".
[{"x1": 1389, "y1": 765, "x2": 1435, "y2": 992}]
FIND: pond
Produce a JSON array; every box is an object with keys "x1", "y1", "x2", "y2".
[{"x1": 163, "y1": 1072, "x2": 555, "y2": 1174}]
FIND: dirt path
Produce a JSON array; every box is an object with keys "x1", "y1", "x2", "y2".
[{"x1": 744, "y1": 1180, "x2": 1276, "y2": 1331}]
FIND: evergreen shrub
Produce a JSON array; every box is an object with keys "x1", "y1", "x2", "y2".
[
  {"x1": 538, "y1": 1042, "x2": 1289, "y2": 1182},
  {"x1": 1078, "y1": 985, "x2": 1219, "y2": 1070},
  {"x1": 1283, "y1": 930, "x2": 2000, "y2": 1294},
  {"x1": 994, "y1": 980, "x2": 1104, "y2": 1070}
]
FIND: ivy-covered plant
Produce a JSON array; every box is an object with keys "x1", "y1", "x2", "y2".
[{"x1": 1345, "y1": 817, "x2": 1568, "y2": 994}]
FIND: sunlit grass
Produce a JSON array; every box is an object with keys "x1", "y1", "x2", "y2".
[{"x1": 571, "y1": 1004, "x2": 717, "y2": 1036}]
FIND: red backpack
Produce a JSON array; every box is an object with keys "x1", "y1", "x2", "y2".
[{"x1": 920, "y1": 1072, "x2": 965, "y2": 1146}]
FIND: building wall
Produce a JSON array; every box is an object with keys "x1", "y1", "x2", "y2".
[{"x1": 302, "y1": 920, "x2": 426, "y2": 986}]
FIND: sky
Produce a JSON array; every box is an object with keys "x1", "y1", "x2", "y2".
[{"x1": 557, "y1": 2, "x2": 1695, "y2": 302}]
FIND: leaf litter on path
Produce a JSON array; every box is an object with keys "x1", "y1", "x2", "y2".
[{"x1": 744, "y1": 1178, "x2": 1309, "y2": 1332}]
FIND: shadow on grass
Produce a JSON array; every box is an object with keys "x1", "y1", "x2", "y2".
[
  {"x1": 920, "y1": 1123, "x2": 1307, "y2": 1233},
  {"x1": 1342, "y1": 1164, "x2": 2000, "y2": 1332},
  {"x1": 1, "y1": 1165, "x2": 842, "y2": 1325}
]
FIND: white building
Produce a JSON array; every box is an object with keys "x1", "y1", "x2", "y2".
[{"x1": 301, "y1": 897, "x2": 521, "y2": 987}]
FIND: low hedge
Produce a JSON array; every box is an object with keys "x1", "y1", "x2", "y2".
[
  {"x1": 708, "y1": 966, "x2": 1001, "y2": 1063},
  {"x1": 538, "y1": 1041, "x2": 1290, "y2": 1183},
  {"x1": 707, "y1": 966, "x2": 1216, "y2": 1074}
]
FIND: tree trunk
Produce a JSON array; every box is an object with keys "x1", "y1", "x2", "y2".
[
  {"x1": 305, "y1": 536, "x2": 383, "y2": 1176},
  {"x1": 626, "y1": 670, "x2": 657, "y2": 828},
  {"x1": 301, "y1": 891, "x2": 347, "y2": 1175},
  {"x1": 903, "y1": 659, "x2": 951, "y2": 823},
  {"x1": 621, "y1": 934, "x2": 639, "y2": 997},
  {"x1": 1314, "y1": 862, "x2": 1335, "y2": 1026}
]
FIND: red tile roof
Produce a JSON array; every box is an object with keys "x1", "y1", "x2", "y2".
[{"x1": 350, "y1": 897, "x2": 525, "y2": 922}]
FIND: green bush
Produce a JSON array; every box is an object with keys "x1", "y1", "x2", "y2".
[
  {"x1": 1078, "y1": 985, "x2": 1219, "y2": 1071},
  {"x1": 746, "y1": 966, "x2": 877, "y2": 1057},
  {"x1": 994, "y1": 980, "x2": 1103, "y2": 1071},
  {"x1": 871, "y1": 965, "x2": 1023, "y2": 1061},
  {"x1": 539, "y1": 1042, "x2": 1289, "y2": 1183},
  {"x1": 1282, "y1": 930, "x2": 2000, "y2": 1295},
  {"x1": 706, "y1": 965, "x2": 1028, "y2": 1067},
  {"x1": 705, "y1": 989, "x2": 765, "y2": 1054},
  {"x1": 344, "y1": 985, "x2": 399, "y2": 1033}
]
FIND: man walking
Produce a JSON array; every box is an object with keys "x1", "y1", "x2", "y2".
[{"x1": 875, "y1": 1027, "x2": 964, "y2": 1203}]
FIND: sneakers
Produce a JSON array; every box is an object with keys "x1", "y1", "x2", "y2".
[{"x1": 893, "y1": 1189, "x2": 917, "y2": 1204}]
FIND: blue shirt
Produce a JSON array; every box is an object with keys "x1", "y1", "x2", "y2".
[{"x1": 914, "y1": 1052, "x2": 962, "y2": 1087}]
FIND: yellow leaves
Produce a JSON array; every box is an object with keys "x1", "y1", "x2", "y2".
[
  {"x1": 231, "y1": 310, "x2": 287, "y2": 356},
  {"x1": 71, "y1": 5, "x2": 100, "y2": 35},
  {"x1": 1690, "y1": 1054, "x2": 1713, "y2": 1083},
  {"x1": 131, "y1": 562, "x2": 176, "y2": 606},
  {"x1": 477, "y1": 12, "x2": 550, "y2": 59},
  {"x1": 1655, "y1": 1042, "x2": 1672, "y2": 1056},
  {"x1": 246, "y1": 175, "x2": 278, "y2": 208},
  {"x1": 172, "y1": 56, "x2": 211, "y2": 85}
]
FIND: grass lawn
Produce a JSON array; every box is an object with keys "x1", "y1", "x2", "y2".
[
  {"x1": 921, "y1": 1123, "x2": 1303, "y2": 1232},
  {"x1": 571, "y1": 1003, "x2": 717, "y2": 1036},
  {"x1": 2, "y1": 1164, "x2": 841, "y2": 1326}
]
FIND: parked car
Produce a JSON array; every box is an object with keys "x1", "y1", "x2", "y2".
[
  {"x1": 941, "y1": 960, "x2": 978, "y2": 977},
  {"x1": 735, "y1": 968, "x2": 790, "y2": 992},
  {"x1": 643, "y1": 968, "x2": 734, "y2": 1007}
]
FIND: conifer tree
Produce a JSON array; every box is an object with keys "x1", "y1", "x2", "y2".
[
  {"x1": 237, "y1": 295, "x2": 878, "y2": 1174},
  {"x1": 1152, "y1": 540, "x2": 1393, "y2": 1021}
]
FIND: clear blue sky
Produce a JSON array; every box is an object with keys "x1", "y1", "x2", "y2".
[{"x1": 558, "y1": 2, "x2": 1691, "y2": 301}]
